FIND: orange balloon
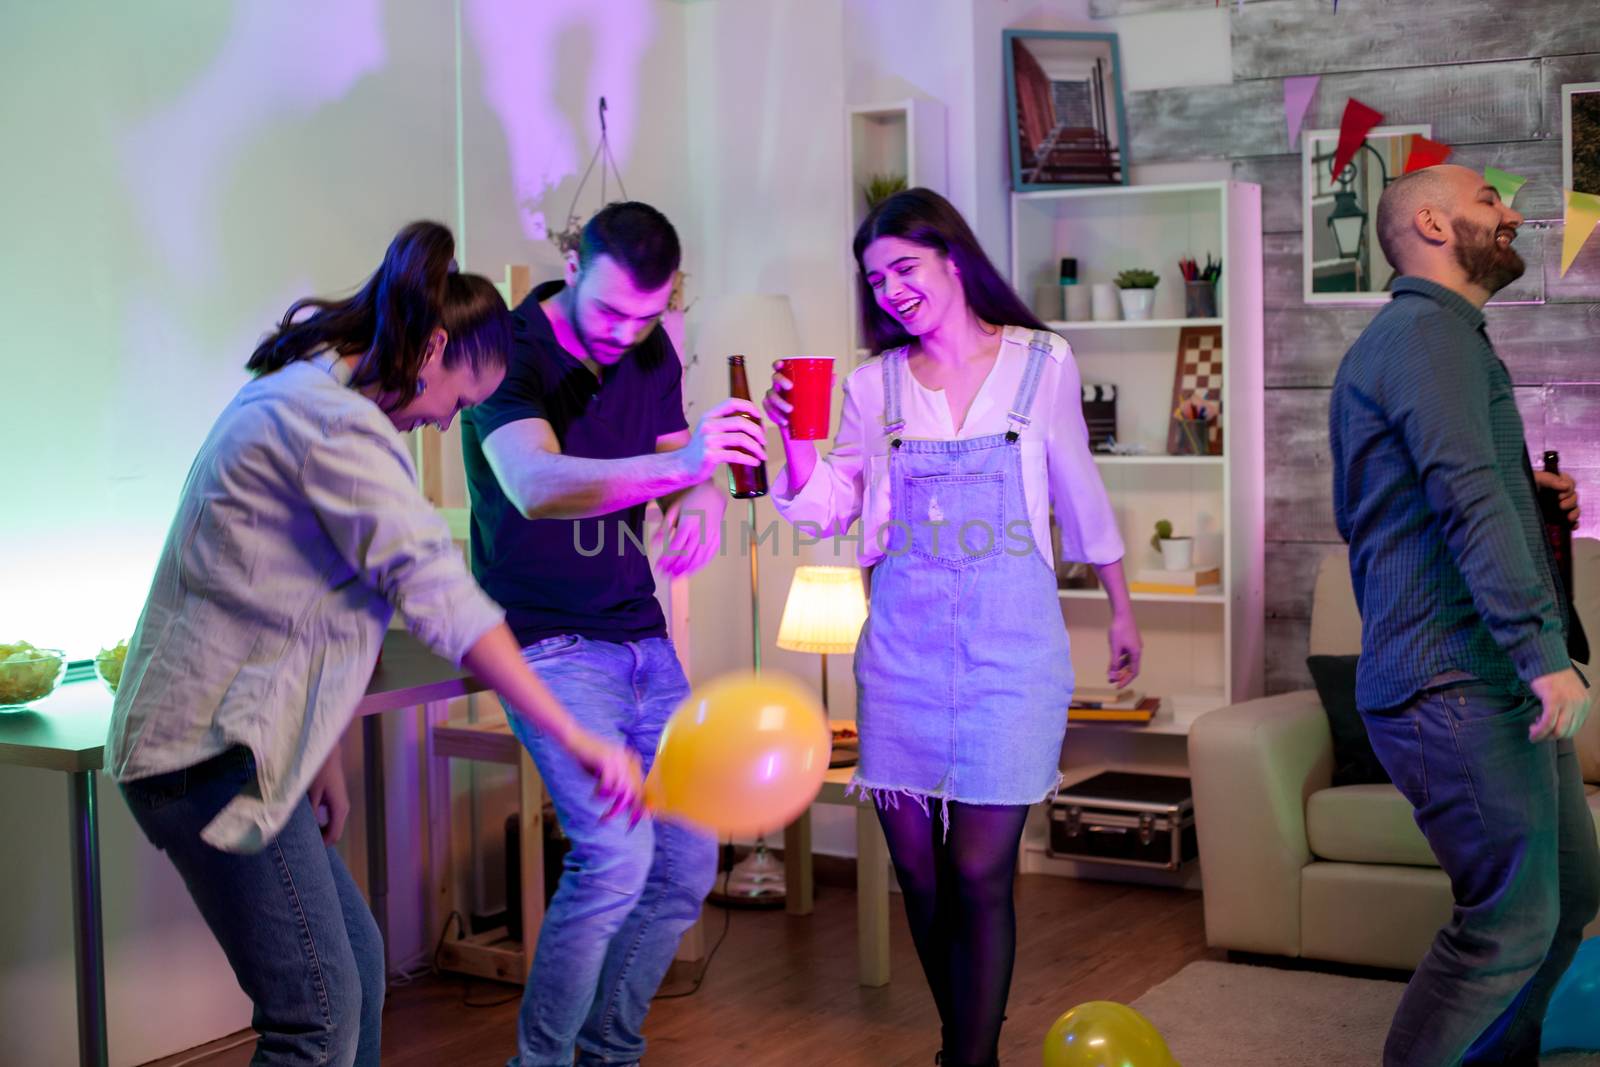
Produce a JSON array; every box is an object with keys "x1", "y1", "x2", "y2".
[{"x1": 645, "y1": 671, "x2": 831, "y2": 836}]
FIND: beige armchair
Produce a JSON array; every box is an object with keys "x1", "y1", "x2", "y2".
[{"x1": 1189, "y1": 538, "x2": 1600, "y2": 970}]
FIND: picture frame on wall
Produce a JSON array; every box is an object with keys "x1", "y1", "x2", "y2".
[
  {"x1": 1004, "y1": 30, "x2": 1129, "y2": 192},
  {"x1": 1301, "y1": 123, "x2": 1432, "y2": 304},
  {"x1": 1563, "y1": 82, "x2": 1600, "y2": 196}
]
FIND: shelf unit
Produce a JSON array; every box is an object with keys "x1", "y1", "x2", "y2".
[
  {"x1": 1046, "y1": 317, "x2": 1223, "y2": 331},
  {"x1": 844, "y1": 99, "x2": 947, "y2": 359},
  {"x1": 1010, "y1": 181, "x2": 1263, "y2": 881}
]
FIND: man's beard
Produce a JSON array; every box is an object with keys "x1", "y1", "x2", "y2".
[{"x1": 1452, "y1": 217, "x2": 1525, "y2": 295}]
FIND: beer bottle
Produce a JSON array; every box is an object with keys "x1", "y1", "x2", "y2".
[
  {"x1": 1539, "y1": 451, "x2": 1573, "y2": 600},
  {"x1": 726, "y1": 355, "x2": 768, "y2": 499}
]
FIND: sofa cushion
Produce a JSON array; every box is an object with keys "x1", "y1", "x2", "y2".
[
  {"x1": 1307, "y1": 654, "x2": 1391, "y2": 786},
  {"x1": 1307, "y1": 783, "x2": 1600, "y2": 867},
  {"x1": 1306, "y1": 785, "x2": 1435, "y2": 867}
]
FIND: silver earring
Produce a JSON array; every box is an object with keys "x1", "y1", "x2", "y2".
[{"x1": 414, "y1": 378, "x2": 428, "y2": 398}]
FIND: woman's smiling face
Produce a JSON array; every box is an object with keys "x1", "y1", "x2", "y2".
[{"x1": 861, "y1": 235, "x2": 964, "y2": 338}]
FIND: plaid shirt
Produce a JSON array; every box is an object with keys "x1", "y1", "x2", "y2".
[{"x1": 1329, "y1": 276, "x2": 1582, "y2": 711}]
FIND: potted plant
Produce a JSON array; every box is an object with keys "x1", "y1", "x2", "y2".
[
  {"x1": 863, "y1": 172, "x2": 908, "y2": 210},
  {"x1": 1150, "y1": 519, "x2": 1194, "y2": 571},
  {"x1": 1115, "y1": 268, "x2": 1160, "y2": 321}
]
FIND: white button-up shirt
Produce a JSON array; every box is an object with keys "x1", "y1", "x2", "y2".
[
  {"x1": 771, "y1": 326, "x2": 1124, "y2": 569},
  {"x1": 108, "y1": 356, "x2": 504, "y2": 852}
]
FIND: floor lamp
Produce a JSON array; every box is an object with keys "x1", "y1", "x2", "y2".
[{"x1": 694, "y1": 294, "x2": 801, "y2": 906}]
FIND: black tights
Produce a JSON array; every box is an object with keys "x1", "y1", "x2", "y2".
[{"x1": 875, "y1": 798, "x2": 1031, "y2": 1067}]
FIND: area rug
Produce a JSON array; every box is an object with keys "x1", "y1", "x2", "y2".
[{"x1": 1130, "y1": 961, "x2": 1600, "y2": 1066}]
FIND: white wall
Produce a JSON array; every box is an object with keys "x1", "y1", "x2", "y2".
[{"x1": 0, "y1": 3, "x2": 463, "y2": 1060}]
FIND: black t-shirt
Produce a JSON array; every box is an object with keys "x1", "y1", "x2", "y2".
[{"x1": 461, "y1": 282, "x2": 688, "y2": 645}]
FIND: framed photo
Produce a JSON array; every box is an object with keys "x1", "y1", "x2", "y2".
[
  {"x1": 1301, "y1": 123, "x2": 1432, "y2": 304},
  {"x1": 1004, "y1": 30, "x2": 1128, "y2": 191},
  {"x1": 1563, "y1": 82, "x2": 1600, "y2": 196}
]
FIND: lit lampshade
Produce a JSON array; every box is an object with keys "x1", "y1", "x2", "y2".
[{"x1": 777, "y1": 566, "x2": 868, "y2": 655}]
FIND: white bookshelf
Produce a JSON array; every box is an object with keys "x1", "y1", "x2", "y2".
[
  {"x1": 1047, "y1": 317, "x2": 1223, "y2": 332},
  {"x1": 844, "y1": 99, "x2": 947, "y2": 357},
  {"x1": 1092, "y1": 455, "x2": 1225, "y2": 467},
  {"x1": 1011, "y1": 181, "x2": 1264, "y2": 881}
]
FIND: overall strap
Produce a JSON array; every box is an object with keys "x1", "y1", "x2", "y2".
[
  {"x1": 881, "y1": 348, "x2": 907, "y2": 447},
  {"x1": 1005, "y1": 330, "x2": 1054, "y2": 442}
]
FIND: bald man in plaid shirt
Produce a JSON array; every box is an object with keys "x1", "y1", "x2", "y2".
[{"x1": 1330, "y1": 164, "x2": 1593, "y2": 1067}]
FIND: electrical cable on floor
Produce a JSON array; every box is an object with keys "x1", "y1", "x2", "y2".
[
  {"x1": 653, "y1": 894, "x2": 735, "y2": 1001},
  {"x1": 404, "y1": 881, "x2": 738, "y2": 1011},
  {"x1": 424, "y1": 908, "x2": 523, "y2": 1008}
]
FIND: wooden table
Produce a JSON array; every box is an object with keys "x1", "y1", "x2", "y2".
[
  {"x1": 782, "y1": 764, "x2": 892, "y2": 987},
  {"x1": 0, "y1": 631, "x2": 483, "y2": 1067}
]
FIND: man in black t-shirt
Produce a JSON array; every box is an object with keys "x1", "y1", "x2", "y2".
[{"x1": 461, "y1": 202, "x2": 764, "y2": 1067}]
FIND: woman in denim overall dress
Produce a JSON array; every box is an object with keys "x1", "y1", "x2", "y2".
[{"x1": 767, "y1": 189, "x2": 1141, "y2": 1067}]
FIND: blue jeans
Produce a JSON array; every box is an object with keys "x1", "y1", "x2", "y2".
[
  {"x1": 502, "y1": 635, "x2": 717, "y2": 1067},
  {"x1": 1362, "y1": 679, "x2": 1600, "y2": 1067},
  {"x1": 120, "y1": 746, "x2": 384, "y2": 1066}
]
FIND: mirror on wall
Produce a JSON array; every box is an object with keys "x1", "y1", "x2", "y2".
[{"x1": 1301, "y1": 124, "x2": 1432, "y2": 304}]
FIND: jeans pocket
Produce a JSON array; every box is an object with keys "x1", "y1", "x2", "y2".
[
  {"x1": 1440, "y1": 680, "x2": 1537, "y2": 728},
  {"x1": 522, "y1": 634, "x2": 583, "y2": 663},
  {"x1": 121, "y1": 766, "x2": 190, "y2": 811},
  {"x1": 120, "y1": 746, "x2": 254, "y2": 812},
  {"x1": 1362, "y1": 711, "x2": 1429, "y2": 809},
  {"x1": 902, "y1": 472, "x2": 1004, "y2": 568}
]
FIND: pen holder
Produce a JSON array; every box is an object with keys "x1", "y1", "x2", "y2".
[
  {"x1": 1173, "y1": 419, "x2": 1210, "y2": 456},
  {"x1": 1184, "y1": 280, "x2": 1218, "y2": 319}
]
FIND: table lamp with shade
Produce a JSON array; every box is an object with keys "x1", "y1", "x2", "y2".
[{"x1": 776, "y1": 565, "x2": 869, "y2": 721}]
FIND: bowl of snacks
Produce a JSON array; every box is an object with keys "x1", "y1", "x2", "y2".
[
  {"x1": 95, "y1": 640, "x2": 130, "y2": 695},
  {"x1": 0, "y1": 642, "x2": 68, "y2": 710},
  {"x1": 829, "y1": 719, "x2": 859, "y2": 768}
]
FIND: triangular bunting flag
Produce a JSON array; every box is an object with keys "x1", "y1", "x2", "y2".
[
  {"x1": 1284, "y1": 76, "x2": 1320, "y2": 151},
  {"x1": 1485, "y1": 167, "x2": 1528, "y2": 206},
  {"x1": 1332, "y1": 99, "x2": 1383, "y2": 179},
  {"x1": 1403, "y1": 136, "x2": 1452, "y2": 174},
  {"x1": 1561, "y1": 190, "x2": 1600, "y2": 277}
]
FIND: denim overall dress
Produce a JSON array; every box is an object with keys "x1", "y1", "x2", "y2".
[{"x1": 852, "y1": 331, "x2": 1074, "y2": 820}]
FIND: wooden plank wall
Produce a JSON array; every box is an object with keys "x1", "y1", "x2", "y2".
[{"x1": 1097, "y1": 0, "x2": 1600, "y2": 692}]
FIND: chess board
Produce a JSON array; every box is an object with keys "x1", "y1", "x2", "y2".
[{"x1": 1167, "y1": 326, "x2": 1224, "y2": 456}]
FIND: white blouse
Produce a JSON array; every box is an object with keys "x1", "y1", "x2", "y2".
[{"x1": 771, "y1": 326, "x2": 1125, "y2": 570}]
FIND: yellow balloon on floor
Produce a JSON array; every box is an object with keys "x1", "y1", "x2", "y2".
[
  {"x1": 644, "y1": 670, "x2": 831, "y2": 836},
  {"x1": 1043, "y1": 1001, "x2": 1178, "y2": 1067}
]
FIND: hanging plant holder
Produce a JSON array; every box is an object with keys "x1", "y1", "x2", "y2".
[{"x1": 550, "y1": 96, "x2": 629, "y2": 256}]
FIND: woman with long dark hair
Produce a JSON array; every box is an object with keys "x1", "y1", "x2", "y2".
[
  {"x1": 765, "y1": 189, "x2": 1141, "y2": 1067},
  {"x1": 108, "y1": 221, "x2": 643, "y2": 1066}
]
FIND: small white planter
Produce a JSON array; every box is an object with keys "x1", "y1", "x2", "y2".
[
  {"x1": 1118, "y1": 288, "x2": 1156, "y2": 321},
  {"x1": 1159, "y1": 537, "x2": 1194, "y2": 570}
]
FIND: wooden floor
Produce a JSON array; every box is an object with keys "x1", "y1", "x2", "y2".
[{"x1": 143, "y1": 873, "x2": 1216, "y2": 1067}]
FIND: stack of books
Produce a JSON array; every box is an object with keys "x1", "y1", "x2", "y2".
[
  {"x1": 1069, "y1": 688, "x2": 1160, "y2": 724},
  {"x1": 1128, "y1": 566, "x2": 1221, "y2": 596}
]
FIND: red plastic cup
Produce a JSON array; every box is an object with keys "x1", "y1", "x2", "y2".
[{"x1": 779, "y1": 357, "x2": 835, "y2": 440}]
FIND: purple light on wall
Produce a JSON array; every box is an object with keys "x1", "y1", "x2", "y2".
[
  {"x1": 119, "y1": 0, "x2": 385, "y2": 279},
  {"x1": 464, "y1": 0, "x2": 652, "y2": 241}
]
